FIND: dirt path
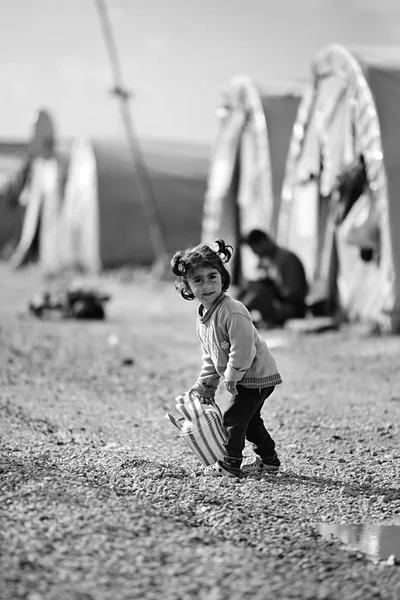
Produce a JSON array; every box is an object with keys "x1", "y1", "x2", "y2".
[{"x1": 1, "y1": 262, "x2": 400, "y2": 600}]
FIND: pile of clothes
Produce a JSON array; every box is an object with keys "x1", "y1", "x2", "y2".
[{"x1": 29, "y1": 282, "x2": 111, "y2": 320}]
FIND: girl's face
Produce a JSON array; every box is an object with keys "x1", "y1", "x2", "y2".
[{"x1": 187, "y1": 265, "x2": 223, "y2": 309}]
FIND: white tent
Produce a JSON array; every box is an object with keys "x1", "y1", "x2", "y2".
[
  {"x1": 278, "y1": 44, "x2": 400, "y2": 332},
  {"x1": 60, "y1": 137, "x2": 209, "y2": 271},
  {"x1": 0, "y1": 142, "x2": 29, "y2": 255},
  {"x1": 59, "y1": 138, "x2": 101, "y2": 273},
  {"x1": 6, "y1": 109, "x2": 71, "y2": 276},
  {"x1": 202, "y1": 75, "x2": 302, "y2": 283}
]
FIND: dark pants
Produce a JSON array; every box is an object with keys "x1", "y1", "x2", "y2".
[
  {"x1": 239, "y1": 280, "x2": 305, "y2": 326},
  {"x1": 223, "y1": 385, "x2": 276, "y2": 468}
]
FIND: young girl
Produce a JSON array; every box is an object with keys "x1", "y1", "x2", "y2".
[{"x1": 170, "y1": 239, "x2": 282, "y2": 478}]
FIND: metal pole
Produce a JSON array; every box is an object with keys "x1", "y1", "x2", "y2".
[{"x1": 95, "y1": 0, "x2": 168, "y2": 263}]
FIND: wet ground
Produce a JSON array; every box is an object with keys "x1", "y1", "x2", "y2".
[{"x1": 318, "y1": 524, "x2": 400, "y2": 563}]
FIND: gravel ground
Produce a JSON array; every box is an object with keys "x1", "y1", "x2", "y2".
[{"x1": 1, "y1": 263, "x2": 400, "y2": 600}]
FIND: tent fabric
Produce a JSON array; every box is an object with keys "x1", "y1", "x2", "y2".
[
  {"x1": 1, "y1": 136, "x2": 209, "y2": 272},
  {"x1": 60, "y1": 138, "x2": 101, "y2": 273},
  {"x1": 60, "y1": 137, "x2": 209, "y2": 271},
  {"x1": 0, "y1": 109, "x2": 73, "y2": 272},
  {"x1": 0, "y1": 145, "x2": 29, "y2": 253},
  {"x1": 278, "y1": 43, "x2": 400, "y2": 332},
  {"x1": 365, "y1": 66, "x2": 400, "y2": 320},
  {"x1": 6, "y1": 144, "x2": 71, "y2": 273},
  {"x1": 202, "y1": 108, "x2": 246, "y2": 248},
  {"x1": 10, "y1": 157, "x2": 63, "y2": 275},
  {"x1": 202, "y1": 74, "x2": 302, "y2": 282},
  {"x1": 0, "y1": 108, "x2": 59, "y2": 253},
  {"x1": 260, "y1": 94, "x2": 303, "y2": 227}
]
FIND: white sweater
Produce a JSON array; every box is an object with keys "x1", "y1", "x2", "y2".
[{"x1": 191, "y1": 293, "x2": 282, "y2": 398}]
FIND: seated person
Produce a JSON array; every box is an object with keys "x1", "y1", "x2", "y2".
[{"x1": 239, "y1": 229, "x2": 309, "y2": 327}]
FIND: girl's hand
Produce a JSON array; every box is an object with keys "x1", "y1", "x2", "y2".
[
  {"x1": 225, "y1": 380, "x2": 238, "y2": 395},
  {"x1": 189, "y1": 389, "x2": 214, "y2": 404}
]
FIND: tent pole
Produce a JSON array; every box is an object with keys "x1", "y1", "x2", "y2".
[{"x1": 95, "y1": 0, "x2": 168, "y2": 264}]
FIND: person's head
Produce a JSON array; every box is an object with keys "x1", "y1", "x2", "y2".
[
  {"x1": 243, "y1": 229, "x2": 276, "y2": 258},
  {"x1": 171, "y1": 239, "x2": 233, "y2": 307}
]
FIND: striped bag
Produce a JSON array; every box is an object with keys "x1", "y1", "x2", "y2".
[{"x1": 166, "y1": 392, "x2": 226, "y2": 467}]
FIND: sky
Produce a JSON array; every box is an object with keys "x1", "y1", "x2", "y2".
[{"x1": 1, "y1": 0, "x2": 400, "y2": 146}]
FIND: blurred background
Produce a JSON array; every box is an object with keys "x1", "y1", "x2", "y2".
[
  {"x1": 1, "y1": 0, "x2": 400, "y2": 331},
  {"x1": 1, "y1": 0, "x2": 400, "y2": 143}
]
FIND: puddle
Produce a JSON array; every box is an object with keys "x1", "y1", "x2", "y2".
[{"x1": 317, "y1": 524, "x2": 400, "y2": 562}]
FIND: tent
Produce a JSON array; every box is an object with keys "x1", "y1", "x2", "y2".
[
  {"x1": 60, "y1": 137, "x2": 209, "y2": 271},
  {"x1": 1, "y1": 109, "x2": 71, "y2": 274},
  {"x1": 0, "y1": 141, "x2": 30, "y2": 256},
  {"x1": 0, "y1": 104, "x2": 209, "y2": 272},
  {"x1": 278, "y1": 44, "x2": 400, "y2": 332},
  {"x1": 201, "y1": 75, "x2": 302, "y2": 282}
]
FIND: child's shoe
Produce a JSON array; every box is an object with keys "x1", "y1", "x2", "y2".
[
  {"x1": 204, "y1": 460, "x2": 242, "y2": 478},
  {"x1": 242, "y1": 454, "x2": 280, "y2": 475}
]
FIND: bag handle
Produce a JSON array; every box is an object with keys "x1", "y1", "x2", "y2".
[
  {"x1": 177, "y1": 391, "x2": 203, "y2": 427},
  {"x1": 175, "y1": 391, "x2": 223, "y2": 424},
  {"x1": 165, "y1": 413, "x2": 184, "y2": 430}
]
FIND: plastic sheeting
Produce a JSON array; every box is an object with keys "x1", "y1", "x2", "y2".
[
  {"x1": 10, "y1": 157, "x2": 63, "y2": 275},
  {"x1": 60, "y1": 138, "x2": 101, "y2": 273},
  {"x1": 366, "y1": 65, "x2": 400, "y2": 324},
  {"x1": 279, "y1": 44, "x2": 400, "y2": 331},
  {"x1": 60, "y1": 137, "x2": 209, "y2": 269},
  {"x1": 202, "y1": 75, "x2": 302, "y2": 282},
  {"x1": 202, "y1": 108, "x2": 246, "y2": 248},
  {"x1": 2, "y1": 135, "x2": 209, "y2": 271}
]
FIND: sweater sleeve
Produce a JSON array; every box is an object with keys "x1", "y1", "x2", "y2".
[
  {"x1": 191, "y1": 347, "x2": 221, "y2": 398},
  {"x1": 224, "y1": 312, "x2": 256, "y2": 382}
]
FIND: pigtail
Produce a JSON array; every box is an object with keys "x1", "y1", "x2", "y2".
[
  {"x1": 170, "y1": 251, "x2": 186, "y2": 277},
  {"x1": 214, "y1": 239, "x2": 233, "y2": 263},
  {"x1": 170, "y1": 250, "x2": 195, "y2": 300}
]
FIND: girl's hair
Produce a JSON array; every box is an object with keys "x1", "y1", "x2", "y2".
[{"x1": 170, "y1": 239, "x2": 233, "y2": 300}]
